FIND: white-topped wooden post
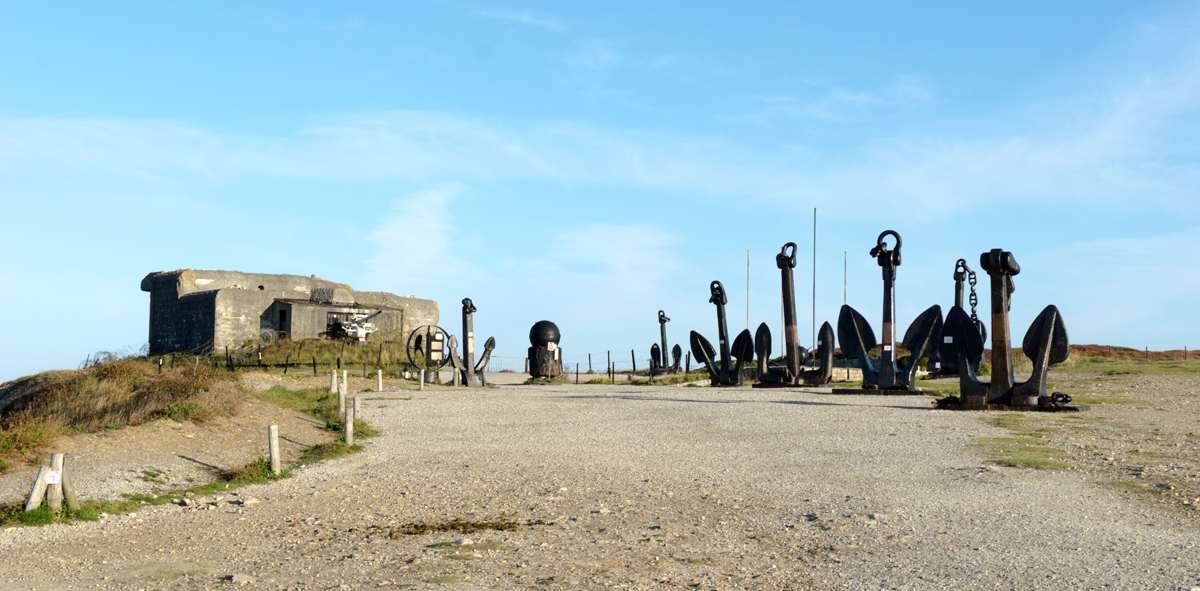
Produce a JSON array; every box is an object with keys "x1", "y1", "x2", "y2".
[
  {"x1": 329, "y1": 369, "x2": 337, "y2": 393},
  {"x1": 377, "y1": 369, "x2": 383, "y2": 392},
  {"x1": 267, "y1": 425, "x2": 281, "y2": 475},
  {"x1": 46, "y1": 453, "x2": 64, "y2": 510},
  {"x1": 344, "y1": 406, "x2": 354, "y2": 446}
]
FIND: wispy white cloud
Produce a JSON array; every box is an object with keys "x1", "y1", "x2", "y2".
[
  {"x1": 562, "y1": 38, "x2": 623, "y2": 71},
  {"x1": 731, "y1": 74, "x2": 939, "y2": 123},
  {"x1": 1017, "y1": 226, "x2": 1200, "y2": 347},
  {"x1": 473, "y1": 9, "x2": 565, "y2": 32},
  {"x1": 365, "y1": 185, "x2": 471, "y2": 291}
]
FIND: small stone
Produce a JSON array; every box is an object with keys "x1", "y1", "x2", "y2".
[
  {"x1": 599, "y1": 507, "x2": 611, "y2": 515},
  {"x1": 455, "y1": 538, "x2": 472, "y2": 546},
  {"x1": 229, "y1": 574, "x2": 255, "y2": 584},
  {"x1": 244, "y1": 498, "x2": 260, "y2": 505}
]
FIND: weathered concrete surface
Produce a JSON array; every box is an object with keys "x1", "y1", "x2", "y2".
[{"x1": 141, "y1": 269, "x2": 437, "y2": 354}]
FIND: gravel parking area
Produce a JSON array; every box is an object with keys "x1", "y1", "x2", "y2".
[{"x1": 0, "y1": 379, "x2": 1197, "y2": 590}]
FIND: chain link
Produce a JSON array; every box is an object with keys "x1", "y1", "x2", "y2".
[{"x1": 968, "y1": 269, "x2": 979, "y2": 323}]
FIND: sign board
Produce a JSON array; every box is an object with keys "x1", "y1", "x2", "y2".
[{"x1": 45, "y1": 470, "x2": 60, "y2": 485}]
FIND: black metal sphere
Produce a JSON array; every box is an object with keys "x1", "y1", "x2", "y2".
[{"x1": 529, "y1": 320, "x2": 561, "y2": 347}]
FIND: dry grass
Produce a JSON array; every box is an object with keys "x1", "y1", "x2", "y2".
[{"x1": 0, "y1": 358, "x2": 243, "y2": 462}]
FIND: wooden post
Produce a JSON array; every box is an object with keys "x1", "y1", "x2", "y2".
[
  {"x1": 337, "y1": 381, "x2": 347, "y2": 419},
  {"x1": 576, "y1": 363, "x2": 579, "y2": 384},
  {"x1": 588, "y1": 353, "x2": 592, "y2": 373},
  {"x1": 284, "y1": 354, "x2": 290, "y2": 374},
  {"x1": 24, "y1": 465, "x2": 50, "y2": 512},
  {"x1": 47, "y1": 453, "x2": 65, "y2": 510},
  {"x1": 631, "y1": 350, "x2": 636, "y2": 376},
  {"x1": 419, "y1": 367, "x2": 426, "y2": 390},
  {"x1": 344, "y1": 405, "x2": 355, "y2": 446},
  {"x1": 353, "y1": 396, "x2": 361, "y2": 420},
  {"x1": 157, "y1": 358, "x2": 163, "y2": 374},
  {"x1": 268, "y1": 425, "x2": 281, "y2": 475},
  {"x1": 312, "y1": 355, "x2": 317, "y2": 375},
  {"x1": 377, "y1": 369, "x2": 383, "y2": 392},
  {"x1": 329, "y1": 370, "x2": 337, "y2": 393},
  {"x1": 61, "y1": 461, "x2": 80, "y2": 511}
]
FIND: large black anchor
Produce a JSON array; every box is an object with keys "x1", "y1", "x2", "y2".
[
  {"x1": 446, "y1": 298, "x2": 495, "y2": 387},
  {"x1": 837, "y1": 231, "x2": 942, "y2": 391},
  {"x1": 932, "y1": 259, "x2": 987, "y2": 375},
  {"x1": 947, "y1": 249, "x2": 1070, "y2": 408},
  {"x1": 690, "y1": 281, "x2": 754, "y2": 386},
  {"x1": 650, "y1": 310, "x2": 682, "y2": 376},
  {"x1": 754, "y1": 242, "x2": 835, "y2": 387}
]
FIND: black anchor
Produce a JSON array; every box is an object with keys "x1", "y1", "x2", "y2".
[
  {"x1": 837, "y1": 230, "x2": 942, "y2": 391},
  {"x1": 446, "y1": 298, "x2": 495, "y2": 387},
  {"x1": 932, "y1": 258, "x2": 987, "y2": 375},
  {"x1": 753, "y1": 242, "x2": 835, "y2": 386},
  {"x1": 650, "y1": 310, "x2": 682, "y2": 375},
  {"x1": 690, "y1": 281, "x2": 754, "y2": 386},
  {"x1": 948, "y1": 249, "x2": 1069, "y2": 408}
]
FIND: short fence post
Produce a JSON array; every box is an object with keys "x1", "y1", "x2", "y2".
[
  {"x1": 685, "y1": 352, "x2": 690, "y2": 374},
  {"x1": 419, "y1": 368, "x2": 425, "y2": 391},
  {"x1": 267, "y1": 425, "x2": 281, "y2": 475},
  {"x1": 329, "y1": 370, "x2": 337, "y2": 394},
  {"x1": 24, "y1": 465, "x2": 50, "y2": 513},
  {"x1": 576, "y1": 363, "x2": 579, "y2": 384},
  {"x1": 312, "y1": 356, "x2": 317, "y2": 375},
  {"x1": 61, "y1": 461, "x2": 80, "y2": 511},
  {"x1": 46, "y1": 453, "x2": 65, "y2": 510},
  {"x1": 337, "y1": 382, "x2": 346, "y2": 419},
  {"x1": 157, "y1": 358, "x2": 163, "y2": 374},
  {"x1": 344, "y1": 405, "x2": 355, "y2": 446},
  {"x1": 284, "y1": 354, "x2": 290, "y2": 374},
  {"x1": 353, "y1": 397, "x2": 361, "y2": 421},
  {"x1": 377, "y1": 369, "x2": 383, "y2": 392},
  {"x1": 588, "y1": 353, "x2": 592, "y2": 373},
  {"x1": 631, "y1": 350, "x2": 636, "y2": 376}
]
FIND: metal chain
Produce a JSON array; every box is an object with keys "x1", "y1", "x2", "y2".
[{"x1": 968, "y1": 269, "x2": 979, "y2": 323}]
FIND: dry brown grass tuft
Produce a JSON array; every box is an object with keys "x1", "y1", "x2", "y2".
[{"x1": 0, "y1": 358, "x2": 243, "y2": 459}]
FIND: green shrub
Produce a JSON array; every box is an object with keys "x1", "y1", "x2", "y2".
[{"x1": 18, "y1": 505, "x2": 54, "y2": 527}]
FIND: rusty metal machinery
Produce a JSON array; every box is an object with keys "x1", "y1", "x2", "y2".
[
  {"x1": 650, "y1": 310, "x2": 682, "y2": 376},
  {"x1": 528, "y1": 320, "x2": 562, "y2": 379},
  {"x1": 836, "y1": 231, "x2": 942, "y2": 392},
  {"x1": 690, "y1": 280, "x2": 753, "y2": 386},
  {"x1": 754, "y1": 242, "x2": 835, "y2": 387},
  {"x1": 446, "y1": 298, "x2": 495, "y2": 387},
  {"x1": 946, "y1": 249, "x2": 1074, "y2": 410}
]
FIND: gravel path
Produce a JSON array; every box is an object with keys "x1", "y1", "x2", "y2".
[{"x1": 1, "y1": 381, "x2": 1197, "y2": 590}]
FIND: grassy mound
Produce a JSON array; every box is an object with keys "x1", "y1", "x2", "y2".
[{"x1": 0, "y1": 358, "x2": 242, "y2": 464}]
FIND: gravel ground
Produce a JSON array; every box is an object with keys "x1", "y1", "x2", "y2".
[{"x1": 0, "y1": 377, "x2": 1197, "y2": 590}]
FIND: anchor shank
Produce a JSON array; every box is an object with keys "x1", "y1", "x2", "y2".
[
  {"x1": 983, "y1": 250, "x2": 1017, "y2": 402},
  {"x1": 658, "y1": 311, "x2": 670, "y2": 373},
  {"x1": 462, "y1": 299, "x2": 476, "y2": 382},
  {"x1": 780, "y1": 251, "x2": 800, "y2": 382},
  {"x1": 715, "y1": 299, "x2": 732, "y2": 373}
]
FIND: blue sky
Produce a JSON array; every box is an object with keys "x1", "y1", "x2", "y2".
[{"x1": 2, "y1": 1, "x2": 1198, "y2": 381}]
